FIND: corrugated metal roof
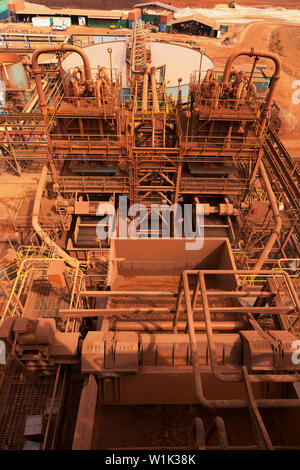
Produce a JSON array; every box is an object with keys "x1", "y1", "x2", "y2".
[
  {"x1": 134, "y1": 2, "x2": 177, "y2": 12},
  {"x1": 170, "y1": 15, "x2": 217, "y2": 29},
  {"x1": 17, "y1": 3, "x2": 124, "y2": 19}
]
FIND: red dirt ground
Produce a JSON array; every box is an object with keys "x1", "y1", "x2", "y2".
[{"x1": 173, "y1": 1, "x2": 300, "y2": 8}]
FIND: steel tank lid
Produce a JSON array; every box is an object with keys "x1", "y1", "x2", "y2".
[{"x1": 62, "y1": 40, "x2": 213, "y2": 88}]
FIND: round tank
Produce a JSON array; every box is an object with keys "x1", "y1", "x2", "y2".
[
  {"x1": 62, "y1": 40, "x2": 214, "y2": 103},
  {"x1": 0, "y1": 53, "x2": 29, "y2": 89},
  {"x1": 0, "y1": 53, "x2": 30, "y2": 106},
  {"x1": 6, "y1": 62, "x2": 29, "y2": 89}
]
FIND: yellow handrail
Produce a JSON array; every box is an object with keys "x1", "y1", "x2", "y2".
[
  {"x1": 0, "y1": 256, "x2": 81, "y2": 326},
  {"x1": 276, "y1": 258, "x2": 300, "y2": 278}
]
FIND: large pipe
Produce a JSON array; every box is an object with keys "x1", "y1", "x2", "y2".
[
  {"x1": 182, "y1": 270, "x2": 300, "y2": 408},
  {"x1": 78, "y1": 65, "x2": 86, "y2": 82},
  {"x1": 98, "y1": 66, "x2": 111, "y2": 85},
  {"x1": 95, "y1": 78, "x2": 102, "y2": 108},
  {"x1": 254, "y1": 161, "x2": 282, "y2": 270},
  {"x1": 222, "y1": 49, "x2": 281, "y2": 133},
  {"x1": 31, "y1": 44, "x2": 93, "y2": 125},
  {"x1": 183, "y1": 271, "x2": 245, "y2": 408},
  {"x1": 111, "y1": 320, "x2": 246, "y2": 331},
  {"x1": 199, "y1": 272, "x2": 242, "y2": 383},
  {"x1": 32, "y1": 44, "x2": 92, "y2": 81},
  {"x1": 32, "y1": 162, "x2": 78, "y2": 268},
  {"x1": 150, "y1": 66, "x2": 159, "y2": 112},
  {"x1": 206, "y1": 417, "x2": 229, "y2": 450},
  {"x1": 203, "y1": 69, "x2": 213, "y2": 83},
  {"x1": 72, "y1": 66, "x2": 85, "y2": 82},
  {"x1": 142, "y1": 64, "x2": 151, "y2": 112}
]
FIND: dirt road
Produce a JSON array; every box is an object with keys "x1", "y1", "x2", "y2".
[{"x1": 25, "y1": 0, "x2": 300, "y2": 9}]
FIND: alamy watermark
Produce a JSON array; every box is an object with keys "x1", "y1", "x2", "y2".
[
  {"x1": 96, "y1": 196, "x2": 205, "y2": 250},
  {"x1": 0, "y1": 340, "x2": 6, "y2": 365},
  {"x1": 0, "y1": 80, "x2": 5, "y2": 112},
  {"x1": 291, "y1": 340, "x2": 300, "y2": 365},
  {"x1": 292, "y1": 80, "x2": 300, "y2": 104}
]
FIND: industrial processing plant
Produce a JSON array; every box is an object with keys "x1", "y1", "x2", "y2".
[{"x1": 0, "y1": 0, "x2": 300, "y2": 452}]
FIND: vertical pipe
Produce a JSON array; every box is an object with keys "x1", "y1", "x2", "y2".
[
  {"x1": 150, "y1": 66, "x2": 159, "y2": 112},
  {"x1": 199, "y1": 272, "x2": 241, "y2": 382},
  {"x1": 142, "y1": 64, "x2": 150, "y2": 112},
  {"x1": 254, "y1": 161, "x2": 282, "y2": 270},
  {"x1": 247, "y1": 56, "x2": 259, "y2": 98},
  {"x1": 222, "y1": 49, "x2": 281, "y2": 135},
  {"x1": 174, "y1": 162, "x2": 182, "y2": 206},
  {"x1": 58, "y1": 53, "x2": 68, "y2": 97},
  {"x1": 194, "y1": 418, "x2": 206, "y2": 450},
  {"x1": 78, "y1": 118, "x2": 84, "y2": 137},
  {"x1": 32, "y1": 162, "x2": 78, "y2": 268},
  {"x1": 31, "y1": 44, "x2": 94, "y2": 125},
  {"x1": 249, "y1": 146, "x2": 264, "y2": 186},
  {"x1": 172, "y1": 274, "x2": 183, "y2": 333}
]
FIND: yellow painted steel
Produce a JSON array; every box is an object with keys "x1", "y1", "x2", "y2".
[
  {"x1": 278, "y1": 258, "x2": 300, "y2": 278},
  {"x1": 0, "y1": 245, "x2": 110, "y2": 328},
  {"x1": 0, "y1": 255, "x2": 81, "y2": 326},
  {"x1": 9, "y1": 190, "x2": 28, "y2": 223}
]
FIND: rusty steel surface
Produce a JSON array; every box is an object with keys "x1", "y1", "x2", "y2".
[{"x1": 0, "y1": 32, "x2": 300, "y2": 451}]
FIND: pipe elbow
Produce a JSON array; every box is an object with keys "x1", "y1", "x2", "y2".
[
  {"x1": 32, "y1": 45, "x2": 93, "y2": 83},
  {"x1": 274, "y1": 217, "x2": 282, "y2": 237},
  {"x1": 222, "y1": 49, "x2": 281, "y2": 85}
]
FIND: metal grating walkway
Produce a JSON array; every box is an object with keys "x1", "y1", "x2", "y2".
[{"x1": 0, "y1": 361, "x2": 55, "y2": 450}]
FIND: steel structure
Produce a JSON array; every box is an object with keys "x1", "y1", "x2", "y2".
[{"x1": 0, "y1": 27, "x2": 300, "y2": 450}]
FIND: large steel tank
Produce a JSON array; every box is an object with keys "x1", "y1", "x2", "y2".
[
  {"x1": 0, "y1": 52, "x2": 30, "y2": 107},
  {"x1": 62, "y1": 40, "x2": 214, "y2": 103}
]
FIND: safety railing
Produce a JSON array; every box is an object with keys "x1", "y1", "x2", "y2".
[
  {"x1": 133, "y1": 98, "x2": 175, "y2": 114},
  {"x1": 8, "y1": 190, "x2": 28, "y2": 226},
  {"x1": 86, "y1": 249, "x2": 110, "y2": 269},
  {"x1": 66, "y1": 263, "x2": 85, "y2": 334},
  {"x1": 0, "y1": 244, "x2": 111, "y2": 330},
  {"x1": 16, "y1": 244, "x2": 55, "y2": 263},
  {"x1": 52, "y1": 95, "x2": 119, "y2": 111},
  {"x1": 67, "y1": 66, "x2": 121, "y2": 84},
  {"x1": 238, "y1": 267, "x2": 295, "y2": 287},
  {"x1": 180, "y1": 133, "x2": 262, "y2": 154},
  {"x1": 274, "y1": 258, "x2": 300, "y2": 279},
  {"x1": 173, "y1": 269, "x2": 300, "y2": 336},
  {"x1": 47, "y1": 93, "x2": 65, "y2": 133},
  {"x1": 50, "y1": 132, "x2": 124, "y2": 145},
  {"x1": 192, "y1": 95, "x2": 261, "y2": 111},
  {"x1": 0, "y1": 256, "x2": 82, "y2": 327},
  {"x1": 58, "y1": 175, "x2": 129, "y2": 192},
  {"x1": 86, "y1": 249, "x2": 110, "y2": 284},
  {"x1": 180, "y1": 177, "x2": 249, "y2": 194},
  {"x1": 0, "y1": 261, "x2": 20, "y2": 283},
  {"x1": 0, "y1": 130, "x2": 48, "y2": 158},
  {"x1": 172, "y1": 269, "x2": 300, "y2": 423},
  {"x1": 0, "y1": 246, "x2": 55, "y2": 287},
  {"x1": 46, "y1": 76, "x2": 65, "y2": 107}
]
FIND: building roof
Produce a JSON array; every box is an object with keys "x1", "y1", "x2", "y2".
[
  {"x1": 17, "y1": 2, "x2": 125, "y2": 19},
  {"x1": 170, "y1": 15, "x2": 217, "y2": 29},
  {"x1": 134, "y1": 2, "x2": 177, "y2": 12}
]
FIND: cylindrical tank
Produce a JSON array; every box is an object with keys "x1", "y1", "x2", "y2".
[
  {"x1": 0, "y1": 79, "x2": 5, "y2": 113},
  {"x1": 0, "y1": 53, "x2": 29, "y2": 88},
  {"x1": 0, "y1": 52, "x2": 30, "y2": 104}
]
